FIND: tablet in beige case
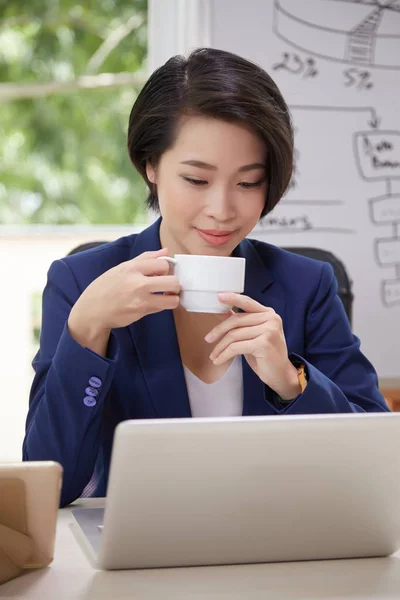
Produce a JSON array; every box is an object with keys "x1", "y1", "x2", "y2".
[{"x1": 0, "y1": 461, "x2": 62, "y2": 583}]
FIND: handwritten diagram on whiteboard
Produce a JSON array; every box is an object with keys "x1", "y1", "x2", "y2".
[
  {"x1": 264, "y1": 1, "x2": 400, "y2": 310},
  {"x1": 258, "y1": 106, "x2": 400, "y2": 309}
]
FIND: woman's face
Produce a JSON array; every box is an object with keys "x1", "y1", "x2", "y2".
[{"x1": 146, "y1": 115, "x2": 267, "y2": 256}]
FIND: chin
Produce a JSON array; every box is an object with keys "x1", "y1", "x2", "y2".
[{"x1": 200, "y1": 248, "x2": 231, "y2": 257}]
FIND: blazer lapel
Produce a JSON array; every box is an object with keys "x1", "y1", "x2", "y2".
[
  {"x1": 233, "y1": 240, "x2": 287, "y2": 416},
  {"x1": 127, "y1": 219, "x2": 191, "y2": 418}
]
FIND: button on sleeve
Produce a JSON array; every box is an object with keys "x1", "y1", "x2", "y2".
[
  {"x1": 85, "y1": 386, "x2": 99, "y2": 397},
  {"x1": 88, "y1": 376, "x2": 102, "y2": 388},
  {"x1": 83, "y1": 396, "x2": 97, "y2": 408}
]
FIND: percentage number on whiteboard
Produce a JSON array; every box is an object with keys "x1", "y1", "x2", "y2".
[{"x1": 343, "y1": 68, "x2": 374, "y2": 91}]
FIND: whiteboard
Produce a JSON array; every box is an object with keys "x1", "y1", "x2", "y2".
[{"x1": 211, "y1": 0, "x2": 400, "y2": 378}]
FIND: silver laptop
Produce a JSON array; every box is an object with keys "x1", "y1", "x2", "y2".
[{"x1": 71, "y1": 413, "x2": 400, "y2": 570}]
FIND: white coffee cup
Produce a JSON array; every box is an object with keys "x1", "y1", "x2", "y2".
[{"x1": 159, "y1": 254, "x2": 246, "y2": 313}]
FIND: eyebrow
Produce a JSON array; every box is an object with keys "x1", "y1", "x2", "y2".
[{"x1": 180, "y1": 160, "x2": 266, "y2": 173}]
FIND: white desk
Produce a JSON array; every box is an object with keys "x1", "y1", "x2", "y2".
[{"x1": 1, "y1": 499, "x2": 400, "y2": 599}]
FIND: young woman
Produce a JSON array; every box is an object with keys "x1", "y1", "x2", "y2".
[{"x1": 23, "y1": 48, "x2": 389, "y2": 507}]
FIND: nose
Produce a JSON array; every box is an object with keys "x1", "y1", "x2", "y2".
[{"x1": 203, "y1": 185, "x2": 236, "y2": 222}]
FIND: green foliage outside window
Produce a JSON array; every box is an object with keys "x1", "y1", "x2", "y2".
[{"x1": 0, "y1": 0, "x2": 148, "y2": 225}]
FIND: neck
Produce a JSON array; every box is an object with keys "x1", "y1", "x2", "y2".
[{"x1": 159, "y1": 220, "x2": 187, "y2": 256}]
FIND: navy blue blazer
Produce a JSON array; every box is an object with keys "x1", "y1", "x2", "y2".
[{"x1": 23, "y1": 218, "x2": 389, "y2": 506}]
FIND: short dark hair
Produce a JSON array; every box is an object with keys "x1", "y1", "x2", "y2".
[{"x1": 127, "y1": 47, "x2": 293, "y2": 218}]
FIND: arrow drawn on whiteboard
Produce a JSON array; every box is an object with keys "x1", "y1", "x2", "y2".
[
  {"x1": 368, "y1": 113, "x2": 381, "y2": 129},
  {"x1": 289, "y1": 104, "x2": 381, "y2": 130}
]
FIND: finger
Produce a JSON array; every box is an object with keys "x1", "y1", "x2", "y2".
[
  {"x1": 205, "y1": 311, "x2": 269, "y2": 344},
  {"x1": 148, "y1": 293, "x2": 180, "y2": 313},
  {"x1": 218, "y1": 292, "x2": 271, "y2": 314},
  {"x1": 210, "y1": 325, "x2": 266, "y2": 362},
  {"x1": 211, "y1": 340, "x2": 255, "y2": 365},
  {"x1": 139, "y1": 257, "x2": 172, "y2": 277},
  {"x1": 147, "y1": 275, "x2": 181, "y2": 294},
  {"x1": 137, "y1": 248, "x2": 169, "y2": 260},
  {"x1": 155, "y1": 256, "x2": 175, "y2": 275}
]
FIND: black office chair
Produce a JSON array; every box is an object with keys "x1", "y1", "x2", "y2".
[
  {"x1": 67, "y1": 241, "x2": 108, "y2": 255},
  {"x1": 68, "y1": 242, "x2": 354, "y2": 325}
]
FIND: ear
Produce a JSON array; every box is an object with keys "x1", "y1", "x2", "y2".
[{"x1": 146, "y1": 160, "x2": 157, "y2": 184}]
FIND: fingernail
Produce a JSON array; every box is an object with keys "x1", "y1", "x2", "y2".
[
  {"x1": 218, "y1": 293, "x2": 229, "y2": 301},
  {"x1": 205, "y1": 333, "x2": 213, "y2": 343},
  {"x1": 209, "y1": 353, "x2": 214, "y2": 361}
]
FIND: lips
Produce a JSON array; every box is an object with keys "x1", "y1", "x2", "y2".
[{"x1": 195, "y1": 228, "x2": 234, "y2": 247}]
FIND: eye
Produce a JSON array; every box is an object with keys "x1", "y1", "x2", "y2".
[
  {"x1": 182, "y1": 176, "x2": 208, "y2": 186},
  {"x1": 239, "y1": 180, "x2": 265, "y2": 188}
]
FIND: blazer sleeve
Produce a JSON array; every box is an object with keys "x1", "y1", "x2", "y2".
[
  {"x1": 279, "y1": 262, "x2": 390, "y2": 414},
  {"x1": 23, "y1": 259, "x2": 120, "y2": 506}
]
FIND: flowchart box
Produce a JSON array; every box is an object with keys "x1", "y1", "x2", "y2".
[
  {"x1": 354, "y1": 131, "x2": 400, "y2": 181},
  {"x1": 369, "y1": 194, "x2": 400, "y2": 225},
  {"x1": 382, "y1": 278, "x2": 400, "y2": 307},
  {"x1": 375, "y1": 238, "x2": 400, "y2": 266}
]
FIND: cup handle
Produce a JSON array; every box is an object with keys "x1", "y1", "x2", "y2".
[{"x1": 157, "y1": 256, "x2": 177, "y2": 266}]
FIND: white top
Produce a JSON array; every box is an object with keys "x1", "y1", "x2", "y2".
[{"x1": 183, "y1": 355, "x2": 243, "y2": 417}]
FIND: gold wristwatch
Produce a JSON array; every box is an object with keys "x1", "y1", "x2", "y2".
[{"x1": 297, "y1": 364, "x2": 308, "y2": 393}]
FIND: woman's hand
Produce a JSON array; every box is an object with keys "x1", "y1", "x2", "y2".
[
  {"x1": 68, "y1": 248, "x2": 180, "y2": 356},
  {"x1": 205, "y1": 293, "x2": 301, "y2": 401}
]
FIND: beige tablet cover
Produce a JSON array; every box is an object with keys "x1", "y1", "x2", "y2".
[{"x1": 0, "y1": 462, "x2": 62, "y2": 584}]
